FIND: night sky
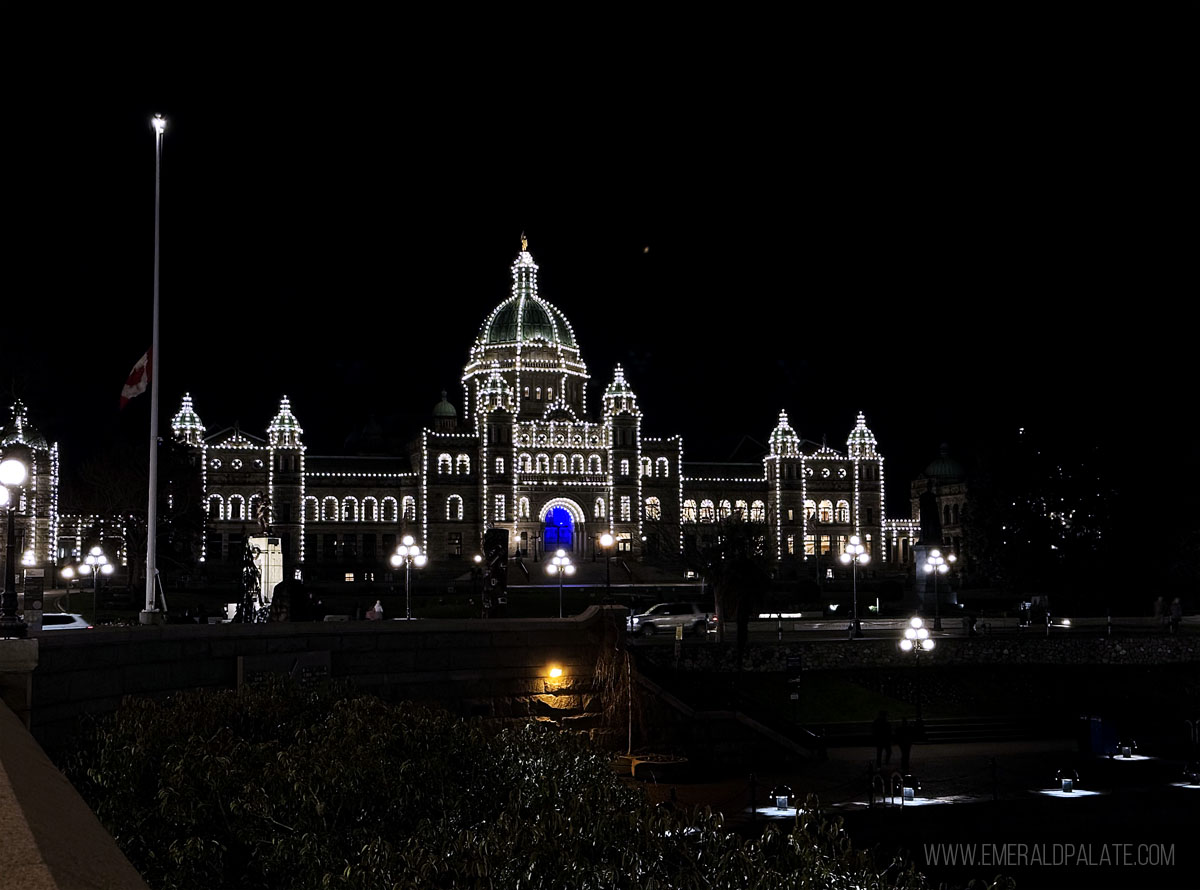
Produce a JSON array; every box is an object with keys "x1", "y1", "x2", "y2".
[{"x1": 4, "y1": 57, "x2": 1190, "y2": 514}]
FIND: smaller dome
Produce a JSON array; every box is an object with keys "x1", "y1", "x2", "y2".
[
  {"x1": 1, "y1": 400, "x2": 49, "y2": 450},
  {"x1": 769, "y1": 410, "x2": 800, "y2": 458},
  {"x1": 267, "y1": 396, "x2": 303, "y2": 447},
  {"x1": 433, "y1": 391, "x2": 457, "y2": 418},
  {"x1": 847, "y1": 411, "x2": 878, "y2": 458},
  {"x1": 603, "y1": 365, "x2": 640, "y2": 416},
  {"x1": 923, "y1": 444, "x2": 965, "y2": 481},
  {"x1": 171, "y1": 393, "x2": 206, "y2": 444}
]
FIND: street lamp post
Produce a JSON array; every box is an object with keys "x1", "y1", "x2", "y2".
[
  {"x1": 840, "y1": 535, "x2": 870, "y2": 638},
  {"x1": 923, "y1": 549, "x2": 953, "y2": 631},
  {"x1": 900, "y1": 616, "x2": 935, "y2": 722},
  {"x1": 79, "y1": 546, "x2": 114, "y2": 626},
  {"x1": 389, "y1": 535, "x2": 427, "y2": 620},
  {"x1": 546, "y1": 548, "x2": 575, "y2": 618},
  {"x1": 599, "y1": 533, "x2": 614, "y2": 602},
  {"x1": 1, "y1": 457, "x2": 29, "y2": 638}
]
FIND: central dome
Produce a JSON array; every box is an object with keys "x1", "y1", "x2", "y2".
[
  {"x1": 462, "y1": 243, "x2": 590, "y2": 424},
  {"x1": 480, "y1": 250, "x2": 576, "y2": 348},
  {"x1": 484, "y1": 294, "x2": 577, "y2": 347}
]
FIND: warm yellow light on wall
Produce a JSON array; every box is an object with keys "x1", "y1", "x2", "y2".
[{"x1": 548, "y1": 666, "x2": 563, "y2": 679}]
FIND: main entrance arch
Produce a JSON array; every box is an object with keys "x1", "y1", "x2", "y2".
[{"x1": 540, "y1": 498, "x2": 585, "y2": 553}]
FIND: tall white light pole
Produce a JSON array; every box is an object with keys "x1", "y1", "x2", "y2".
[
  {"x1": 142, "y1": 114, "x2": 166, "y2": 624},
  {"x1": 840, "y1": 535, "x2": 870, "y2": 638}
]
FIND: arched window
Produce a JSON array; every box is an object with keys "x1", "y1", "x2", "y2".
[
  {"x1": 620, "y1": 459, "x2": 630, "y2": 475},
  {"x1": 303, "y1": 496, "x2": 319, "y2": 522},
  {"x1": 836, "y1": 500, "x2": 851, "y2": 523},
  {"x1": 952, "y1": 503, "x2": 960, "y2": 524},
  {"x1": 718, "y1": 499, "x2": 732, "y2": 519},
  {"x1": 734, "y1": 499, "x2": 749, "y2": 520},
  {"x1": 342, "y1": 497, "x2": 359, "y2": 522},
  {"x1": 207, "y1": 494, "x2": 224, "y2": 520},
  {"x1": 553, "y1": 453, "x2": 567, "y2": 474},
  {"x1": 587, "y1": 454, "x2": 602, "y2": 474},
  {"x1": 570, "y1": 454, "x2": 583, "y2": 474},
  {"x1": 536, "y1": 453, "x2": 550, "y2": 474},
  {"x1": 437, "y1": 453, "x2": 452, "y2": 475},
  {"x1": 536, "y1": 386, "x2": 542, "y2": 400},
  {"x1": 645, "y1": 497, "x2": 661, "y2": 521},
  {"x1": 399, "y1": 496, "x2": 414, "y2": 521},
  {"x1": 751, "y1": 500, "x2": 766, "y2": 522},
  {"x1": 700, "y1": 500, "x2": 716, "y2": 522},
  {"x1": 495, "y1": 457, "x2": 504, "y2": 475},
  {"x1": 682, "y1": 500, "x2": 698, "y2": 523},
  {"x1": 519, "y1": 453, "x2": 533, "y2": 473},
  {"x1": 804, "y1": 499, "x2": 817, "y2": 520},
  {"x1": 228, "y1": 495, "x2": 245, "y2": 521},
  {"x1": 456, "y1": 454, "x2": 470, "y2": 475},
  {"x1": 382, "y1": 497, "x2": 399, "y2": 523},
  {"x1": 362, "y1": 497, "x2": 379, "y2": 522},
  {"x1": 547, "y1": 387, "x2": 554, "y2": 401},
  {"x1": 656, "y1": 457, "x2": 669, "y2": 477},
  {"x1": 639, "y1": 457, "x2": 652, "y2": 477},
  {"x1": 322, "y1": 497, "x2": 340, "y2": 521},
  {"x1": 818, "y1": 500, "x2": 833, "y2": 523},
  {"x1": 518, "y1": 497, "x2": 530, "y2": 519},
  {"x1": 943, "y1": 504, "x2": 951, "y2": 526},
  {"x1": 446, "y1": 495, "x2": 463, "y2": 521},
  {"x1": 595, "y1": 497, "x2": 606, "y2": 519}
]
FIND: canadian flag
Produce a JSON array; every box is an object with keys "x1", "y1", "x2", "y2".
[{"x1": 120, "y1": 350, "x2": 152, "y2": 409}]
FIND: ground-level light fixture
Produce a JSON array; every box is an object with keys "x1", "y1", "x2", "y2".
[
  {"x1": 770, "y1": 784, "x2": 793, "y2": 810},
  {"x1": 1057, "y1": 768, "x2": 1078, "y2": 793}
]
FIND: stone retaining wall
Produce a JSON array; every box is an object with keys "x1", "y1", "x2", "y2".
[
  {"x1": 28, "y1": 606, "x2": 626, "y2": 753},
  {"x1": 643, "y1": 633, "x2": 1200, "y2": 673}
]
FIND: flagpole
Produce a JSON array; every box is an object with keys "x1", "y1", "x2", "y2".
[{"x1": 142, "y1": 114, "x2": 166, "y2": 624}]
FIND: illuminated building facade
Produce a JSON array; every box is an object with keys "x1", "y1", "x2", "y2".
[{"x1": 167, "y1": 243, "x2": 924, "y2": 581}]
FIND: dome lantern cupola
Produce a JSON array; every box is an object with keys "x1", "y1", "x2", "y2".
[
  {"x1": 267, "y1": 396, "x2": 303, "y2": 447},
  {"x1": 768, "y1": 410, "x2": 800, "y2": 458},
  {"x1": 171, "y1": 393, "x2": 206, "y2": 445},
  {"x1": 847, "y1": 411, "x2": 878, "y2": 459}
]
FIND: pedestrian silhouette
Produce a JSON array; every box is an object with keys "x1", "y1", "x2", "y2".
[{"x1": 872, "y1": 710, "x2": 893, "y2": 768}]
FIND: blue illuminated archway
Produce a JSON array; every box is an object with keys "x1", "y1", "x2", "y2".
[{"x1": 544, "y1": 505, "x2": 574, "y2": 552}]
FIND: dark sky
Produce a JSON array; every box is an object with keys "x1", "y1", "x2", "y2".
[{"x1": 4, "y1": 49, "x2": 1190, "y2": 511}]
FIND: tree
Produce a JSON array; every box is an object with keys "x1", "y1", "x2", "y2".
[{"x1": 695, "y1": 515, "x2": 772, "y2": 668}]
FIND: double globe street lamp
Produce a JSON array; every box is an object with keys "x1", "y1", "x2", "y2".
[
  {"x1": 546, "y1": 549, "x2": 575, "y2": 618},
  {"x1": 900, "y1": 616, "x2": 935, "y2": 721},
  {"x1": 389, "y1": 535, "x2": 427, "y2": 620},
  {"x1": 839, "y1": 535, "x2": 870, "y2": 638},
  {"x1": 1, "y1": 457, "x2": 29, "y2": 638}
]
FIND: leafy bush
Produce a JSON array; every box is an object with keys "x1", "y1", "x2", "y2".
[{"x1": 65, "y1": 679, "x2": 940, "y2": 889}]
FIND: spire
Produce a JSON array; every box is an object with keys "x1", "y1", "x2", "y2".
[
  {"x1": 768, "y1": 410, "x2": 800, "y2": 458},
  {"x1": 267, "y1": 396, "x2": 304, "y2": 447},
  {"x1": 847, "y1": 411, "x2": 878, "y2": 458},
  {"x1": 171, "y1": 393, "x2": 206, "y2": 445},
  {"x1": 603, "y1": 364, "x2": 640, "y2": 416}
]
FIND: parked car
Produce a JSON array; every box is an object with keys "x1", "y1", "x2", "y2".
[
  {"x1": 39, "y1": 613, "x2": 92, "y2": 630},
  {"x1": 629, "y1": 602, "x2": 714, "y2": 636}
]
